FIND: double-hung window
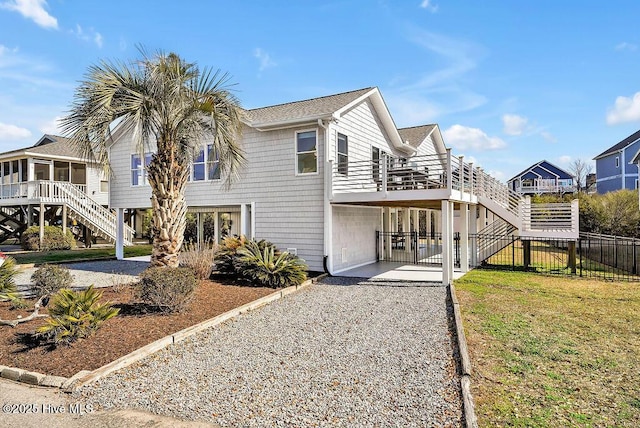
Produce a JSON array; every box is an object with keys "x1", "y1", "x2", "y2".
[
  {"x1": 131, "y1": 153, "x2": 153, "y2": 186},
  {"x1": 190, "y1": 144, "x2": 221, "y2": 181},
  {"x1": 296, "y1": 130, "x2": 317, "y2": 174},
  {"x1": 207, "y1": 144, "x2": 220, "y2": 180},
  {"x1": 337, "y1": 133, "x2": 348, "y2": 175}
]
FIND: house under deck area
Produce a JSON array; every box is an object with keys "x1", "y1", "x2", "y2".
[{"x1": 329, "y1": 149, "x2": 580, "y2": 284}]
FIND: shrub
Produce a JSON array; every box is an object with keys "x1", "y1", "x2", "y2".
[
  {"x1": 179, "y1": 241, "x2": 217, "y2": 280},
  {"x1": 21, "y1": 226, "x2": 76, "y2": 251},
  {"x1": 236, "y1": 240, "x2": 308, "y2": 288},
  {"x1": 136, "y1": 267, "x2": 197, "y2": 313},
  {"x1": 0, "y1": 255, "x2": 19, "y2": 302},
  {"x1": 31, "y1": 264, "x2": 74, "y2": 298},
  {"x1": 214, "y1": 236, "x2": 279, "y2": 275},
  {"x1": 36, "y1": 286, "x2": 119, "y2": 346},
  {"x1": 214, "y1": 235, "x2": 247, "y2": 274}
]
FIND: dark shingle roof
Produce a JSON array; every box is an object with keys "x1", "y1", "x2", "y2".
[
  {"x1": 0, "y1": 135, "x2": 84, "y2": 160},
  {"x1": 244, "y1": 87, "x2": 374, "y2": 125},
  {"x1": 509, "y1": 160, "x2": 573, "y2": 182},
  {"x1": 398, "y1": 125, "x2": 436, "y2": 147},
  {"x1": 594, "y1": 129, "x2": 640, "y2": 159}
]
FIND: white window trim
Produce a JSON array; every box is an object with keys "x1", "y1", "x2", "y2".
[
  {"x1": 188, "y1": 144, "x2": 221, "y2": 182},
  {"x1": 615, "y1": 156, "x2": 620, "y2": 168},
  {"x1": 294, "y1": 128, "x2": 319, "y2": 176},
  {"x1": 130, "y1": 152, "x2": 153, "y2": 187},
  {"x1": 337, "y1": 132, "x2": 348, "y2": 176}
]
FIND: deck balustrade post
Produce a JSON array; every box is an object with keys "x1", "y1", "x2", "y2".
[
  {"x1": 446, "y1": 148, "x2": 452, "y2": 192},
  {"x1": 39, "y1": 202, "x2": 44, "y2": 248},
  {"x1": 382, "y1": 154, "x2": 388, "y2": 195},
  {"x1": 469, "y1": 162, "x2": 474, "y2": 198},
  {"x1": 459, "y1": 155, "x2": 464, "y2": 193}
]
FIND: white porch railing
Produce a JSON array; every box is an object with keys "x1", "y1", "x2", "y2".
[
  {"x1": 33, "y1": 180, "x2": 133, "y2": 245},
  {"x1": 516, "y1": 184, "x2": 577, "y2": 194},
  {"x1": 520, "y1": 199, "x2": 579, "y2": 233}
]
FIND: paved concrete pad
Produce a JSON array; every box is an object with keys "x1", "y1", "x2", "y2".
[{"x1": 336, "y1": 261, "x2": 466, "y2": 282}]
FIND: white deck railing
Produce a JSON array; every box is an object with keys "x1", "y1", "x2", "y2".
[
  {"x1": 33, "y1": 180, "x2": 134, "y2": 245},
  {"x1": 515, "y1": 184, "x2": 577, "y2": 194}
]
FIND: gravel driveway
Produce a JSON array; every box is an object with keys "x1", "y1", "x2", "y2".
[
  {"x1": 77, "y1": 277, "x2": 463, "y2": 427},
  {"x1": 14, "y1": 259, "x2": 149, "y2": 296}
]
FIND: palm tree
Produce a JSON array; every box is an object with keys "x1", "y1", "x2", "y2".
[{"x1": 61, "y1": 51, "x2": 245, "y2": 268}]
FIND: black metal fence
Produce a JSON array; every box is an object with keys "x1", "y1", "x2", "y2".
[
  {"x1": 475, "y1": 233, "x2": 640, "y2": 282},
  {"x1": 376, "y1": 230, "x2": 640, "y2": 281}
]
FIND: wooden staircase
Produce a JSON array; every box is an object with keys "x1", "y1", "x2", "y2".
[{"x1": 34, "y1": 181, "x2": 134, "y2": 245}]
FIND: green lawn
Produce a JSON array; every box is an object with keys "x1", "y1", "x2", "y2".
[
  {"x1": 455, "y1": 270, "x2": 640, "y2": 427},
  {"x1": 9, "y1": 245, "x2": 152, "y2": 265}
]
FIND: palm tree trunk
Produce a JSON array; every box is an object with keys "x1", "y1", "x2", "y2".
[{"x1": 147, "y1": 149, "x2": 189, "y2": 268}]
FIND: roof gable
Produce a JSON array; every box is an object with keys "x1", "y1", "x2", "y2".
[
  {"x1": 244, "y1": 87, "x2": 374, "y2": 128},
  {"x1": 0, "y1": 134, "x2": 85, "y2": 161},
  {"x1": 509, "y1": 159, "x2": 573, "y2": 182},
  {"x1": 594, "y1": 129, "x2": 640, "y2": 159}
]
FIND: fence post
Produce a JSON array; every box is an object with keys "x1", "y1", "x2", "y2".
[
  {"x1": 512, "y1": 235, "x2": 515, "y2": 270},
  {"x1": 579, "y1": 238, "x2": 583, "y2": 277},
  {"x1": 413, "y1": 231, "x2": 418, "y2": 264},
  {"x1": 633, "y1": 242, "x2": 637, "y2": 275},
  {"x1": 568, "y1": 240, "x2": 577, "y2": 274}
]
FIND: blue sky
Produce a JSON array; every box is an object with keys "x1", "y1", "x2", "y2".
[{"x1": 1, "y1": 0, "x2": 640, "y2": 181}]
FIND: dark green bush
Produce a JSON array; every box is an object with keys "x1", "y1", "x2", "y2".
[
  {"x1": 214, "y1": 236, "x2": 279, "y2": 275},
  {"x1": 0, "y1": 256, "x2": 19, "y2": 302},
  {"x1": 136, "y1": 267, "x2": 197, "y2": 313},
  {"x1": 31, "y1": 264, "x2": 74, "y2": 298},
  {"x1": 36, "y1": 285, "x2": 119, "y2": 346},
  {"x1": 21, "y1": 226, "x2": 76, "y2": 251},
  {"x1": 236, "y1": 240, "x2": 307, "y2": 288}
]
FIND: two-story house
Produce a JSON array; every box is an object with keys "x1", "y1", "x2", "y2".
[
  {"x1": 507, "y1": 160, "x2": 575, "y2": 195},
  {"x1": 0, "y1": 134, "x2": 133, "y2": 245},
  {"x1": 106, "y1": 87, "x2": 579, "y2": 284},
  {"x1": 594, "y1": 129, "x2": 640, "y2": 193}
]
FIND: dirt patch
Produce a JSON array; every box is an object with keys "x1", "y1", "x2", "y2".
[{"x1": 0, "y1": 280, "x2": 275, "y2": 377}]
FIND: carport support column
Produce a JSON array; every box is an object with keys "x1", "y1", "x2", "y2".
[
  {"x1": 441, "y1": 200, "x2": 454, "y2": 286},
  {"x1": 39, "y1": 202, "x2": 44, "y2": 249},
  {"x1": 469, "y1": 204, "x2": 478, "y2": 267},
  {"x1": 240, "y1": 204, "x2": 249, "y2": 237},
  {"x1": 116, "y1": 208, "x2": 124, "y2": 260},
  {"x1": 403, "y1": 208, "x2": 411, "y2": 254},
  {"x1": 460, "y1": 203, "x2": 469, "y2": 273},
  {"x1": 383, "y1": 207, "x2": 392, "y2": 260},
  {"x1": 425, "y1": 209, "x2": 432, "y2": 242},
  {"x1": 197, "y1": 212, "x2": 203, "y2": 244},
  {"x1": 62, "y1": 204, "x2": 67, "y2": 235},
  {"x1": 214, "y1": 211, "x2": 220, "y2": 244}
]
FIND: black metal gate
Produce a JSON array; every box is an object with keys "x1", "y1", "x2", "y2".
[{"x1": 376, "y1": 231, "x2": 460, "y2": 267}]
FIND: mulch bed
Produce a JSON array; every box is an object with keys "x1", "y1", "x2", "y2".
[{"x1": 0, "y1": 280, "x2": 276, "y2": 378}]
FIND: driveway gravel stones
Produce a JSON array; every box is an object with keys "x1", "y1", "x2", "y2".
[{"x1": 77, "y1": 277, "x2": 463, "y2": 427}]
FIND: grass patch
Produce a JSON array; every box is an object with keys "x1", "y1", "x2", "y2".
[
  {"x1": 10, "y1": 245, "x2": 152, "y2": 265},
  {"x1": 456, "y1": 269, "x2": 640, "y2": 427}
]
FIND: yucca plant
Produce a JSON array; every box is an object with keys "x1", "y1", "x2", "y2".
[
  {"x1": 236, "y1": 240, "x2": 307, "y2": 288},
  {"x1": 36, "y1": 286, "x2": 119, "y2": 346},
  {"x1": 0, "y1": 256, "x2": 19, "y2": 302}
]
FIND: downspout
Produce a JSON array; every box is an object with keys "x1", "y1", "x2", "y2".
[{"x1": 319, "y1": 118, "x2": 333, "y2": 275}]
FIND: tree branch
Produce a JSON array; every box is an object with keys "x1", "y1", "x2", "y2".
[{"x1": 0, "y1": 296, "x2": 49, "y2": 328}]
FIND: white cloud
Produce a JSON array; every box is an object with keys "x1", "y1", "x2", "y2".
[
  {"x1": 70, "y1": 24, "x2": 103, "y2": 48},
  {"x1": 606, "y1": 92, "x2": 640, "y2": 125},
  {"x1": 254, "y1": 48, "x2": 276, "y2": 72},
  {"x1": 0, "y1": 122, "x2": 31, "y2": 140},
  {"x1": 39, "y1": 116, "x2": 62, "y2": 135},
  {"x1": 442, "y1": 124, "x2": 506, "y2": 151},
  {"x1": 558, "y1": 155, "x2": 572, "y2": 164},
  {"x1": 487, "y1": 170, "x2": 505, "y2": 181},
  {"x1": 615, "y1": 42, "x2": 637, "y2": 52},
  {"x1": 0, "y1": 0, "x2": 57, "y2": 29},
  {"x1": 502, "y1": 114, "x2": 528, "y2": 136},
  {"x1": 419, "y1": 0, "x2": 438, "y2": 12},
  {"x1": 540, "y1": 131, "x2": 557, "y2": 143}
]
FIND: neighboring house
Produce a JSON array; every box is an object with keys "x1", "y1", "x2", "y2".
[
  {"x1": 585, "y1": 173, "x2": 597, "y2": 194},
  {"x1": 508, "y1": 160, "x2": 576, "y2": 195},
  {"x1": 0, "y1": 134, "x2": 133, "y2": 244},
  {"x1": 594, "y1": 129, "x2": 640, "y2": 194},
  {"x1": 106, "y1": 87, "x2": 579, "y2": 283}
]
